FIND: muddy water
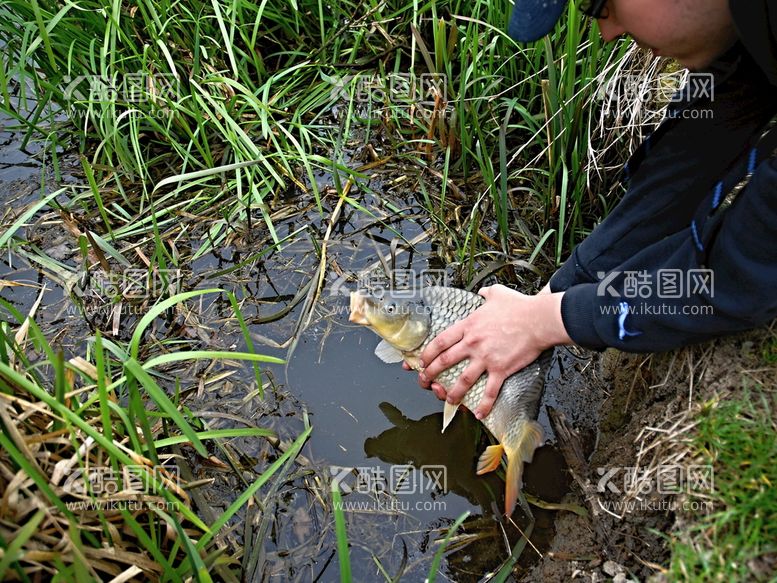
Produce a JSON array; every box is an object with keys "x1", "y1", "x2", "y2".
[{"x1": 0, "y1": 114, "x2": 601, "y2": 581}]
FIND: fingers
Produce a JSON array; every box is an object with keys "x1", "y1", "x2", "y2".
[
  {"x1": 444, "y1": 362, "x2": 486, "y2": 405},
  {"x1": 402, "y1": 361, "x2": 411, "y2": 371},
  {"x1": 418, "y1": 380, "x2": 446, "y2": 401},
  {"x1": 419, "y1": 341, "x2": 470, "y2": 389},
  {"x1": 419, "y1": 323, "x2": 465, "y2": 372},
  {"x1": 431, "y1": 382, "x2": 447, "y2": 401},
  {"x1": 474, "y1": 371, "x2": 505, "y2": 419},
  {"x1": 477, "y1": 283, "x2": 507, "y2": 299}
]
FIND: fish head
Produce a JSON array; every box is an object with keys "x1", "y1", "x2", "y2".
[{"x1": 349, "y1": 289, "x2": 431, "y2": 351}]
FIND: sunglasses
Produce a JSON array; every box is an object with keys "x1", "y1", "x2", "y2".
[{"x1": 577, "y1": 0, "x2": 609, "y2": 19}]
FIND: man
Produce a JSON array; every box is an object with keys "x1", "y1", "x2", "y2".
[{"x1": 409, "y1": 0, "x2": 777, "y2": 418}]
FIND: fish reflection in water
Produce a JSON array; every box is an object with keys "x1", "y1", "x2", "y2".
[
  {"x1": 363, "y1": 402, "x2": 565, "y2": 579},
  {"x1": 364, "y1": 402, "x2": 514, "y2": 516}
]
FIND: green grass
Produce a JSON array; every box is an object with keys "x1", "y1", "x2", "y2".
[
  {"x1": 426, "y1": 511, "x2": 470, "y2": 582},
  {"x1": 667, "y1": 390, "x2": 777, "y2": 581},
  {"x1": 0, "y1": 0, "x2": 639, "y2": 273},
  {"x1": 0, "y1": 0, "x2": 662, "y2": 578},
  {"x1": 331, "y1": 483, "x2": 353, "y2": 583},
  {"x1": 331, "y1": 495, "x2": 471, "y2": 583},
  {"x1": 0, "y1": 292, "x2": 309, "y2": 581},
  {"x1": 760, "y1": 336, "x2": 777, "y2": 365}
]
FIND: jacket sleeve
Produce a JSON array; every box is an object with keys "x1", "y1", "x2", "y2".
[{"x1": 556, "y1": 155, "x2": 777, "y2": 352}]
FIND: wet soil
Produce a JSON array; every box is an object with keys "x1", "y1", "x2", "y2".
[{"x1": 526, "y1": 327, "x2": 776, "y2": 583}]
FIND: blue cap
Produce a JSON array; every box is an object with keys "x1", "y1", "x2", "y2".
[{"x1": 508, "y1": 0, "x2": 569, "y2": 43}]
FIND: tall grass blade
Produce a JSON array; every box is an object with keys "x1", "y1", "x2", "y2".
[
  {"x1": 331, "y1": 483, "x2": 352, "y2": 583},
  {"x1": 427, "y1": 511, "x2": 469, "y2": 582}
]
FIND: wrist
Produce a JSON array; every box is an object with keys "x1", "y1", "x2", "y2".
[{"x1": 534, "y1": 291, "x2": 573, "y2": 347}]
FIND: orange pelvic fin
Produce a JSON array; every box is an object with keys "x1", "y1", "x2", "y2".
[
  {"x1": 476, "y1": 444, "x2": 504, "y2": 475},
  {"x1": 503, "y1": 420, "x2": 544, "y2": 517}
]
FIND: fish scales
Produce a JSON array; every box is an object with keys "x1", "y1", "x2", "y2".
[
  {"x1": 416, "y1": 287, "x2": 489, "y2": 425},
  {"x1": 412, "y1": 287, "x2": 545, "y2": 441}
]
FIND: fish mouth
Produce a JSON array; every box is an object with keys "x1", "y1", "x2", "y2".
[{"x1": 349, "y1": 291, "x2": 370, "y2": 325}]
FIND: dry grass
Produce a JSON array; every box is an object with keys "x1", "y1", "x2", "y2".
[
  {"x1": 0, "y1": 361, "x2": 201, "y2": 581},
  {"x1": 588, "y1": 324, "x2": 777, "y2": 580}
]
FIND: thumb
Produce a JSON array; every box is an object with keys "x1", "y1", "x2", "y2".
[{"x1": 478, "y1": 286, "x2": 492, "y2": 298}]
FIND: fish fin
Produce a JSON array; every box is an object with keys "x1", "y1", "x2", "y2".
[
  {"x1": 374, "y1": 340, "x2": 404, "y2": 363},
  {"x1": 476, "y1": 444, "x2": 504, "y2": 475},
  {"x1": 378, "y1": 402, "x2": 408, "y2": 427},
  {"x1": 441, "y1": 401, "x2": 460, "y2": 433},
  {"x1": 503, "y1": 420, "x2": 544, "y2": 516}
]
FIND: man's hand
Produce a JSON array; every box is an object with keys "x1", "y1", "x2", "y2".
[{"x1": 415, "y1": 285, "x2": 571, "y2": 419}]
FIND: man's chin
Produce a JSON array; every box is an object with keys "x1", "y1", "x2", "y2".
[{"x1": 676, "y1": 57, "x2": 711, "y2": 72}]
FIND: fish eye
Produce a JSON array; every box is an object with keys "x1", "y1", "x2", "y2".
[{"x1": 385, "y1": 302, "x2": 397, "y2": 314}]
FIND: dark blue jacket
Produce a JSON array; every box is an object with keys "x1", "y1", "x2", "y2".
[{"x1": 549, "y1": 1, "x2": 777, "y2": 351}]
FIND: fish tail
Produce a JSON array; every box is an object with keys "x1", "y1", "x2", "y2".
[{"x1": 502, "y1": 420, "x2": 543, "y2": 517}]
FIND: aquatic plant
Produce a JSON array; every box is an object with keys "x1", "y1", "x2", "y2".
[
  {"x1": 0, "y1": 0, "x2": 671, "y2": 579},
  {"x1": 0, "y1": 292, "x2": 311, "y2": 581},
  {"x1": 0, "y1": 0, "x2": 651, "y2": 270}
]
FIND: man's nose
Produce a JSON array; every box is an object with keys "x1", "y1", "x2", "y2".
[{"x1": 597, "y1": 15, "x2": 626, "y2": 42}]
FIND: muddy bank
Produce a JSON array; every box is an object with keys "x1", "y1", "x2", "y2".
[{"x1": 526, "y1": 325, "x2": 776, "y2": 582}]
